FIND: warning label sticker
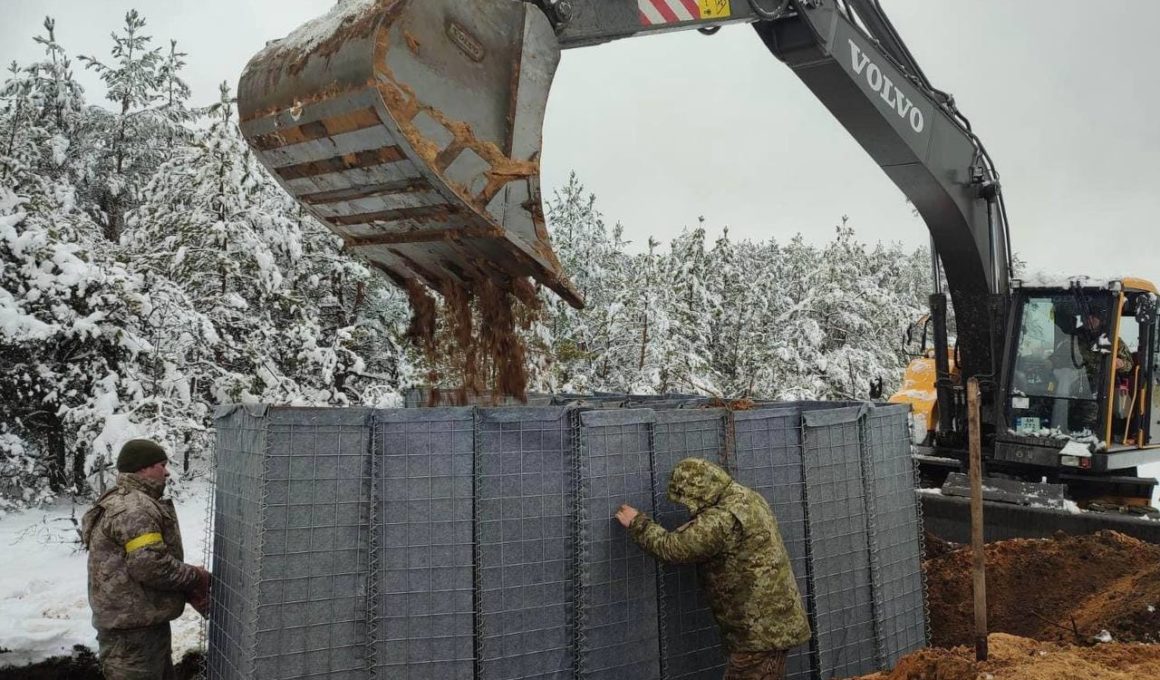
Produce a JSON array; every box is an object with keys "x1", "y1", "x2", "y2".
[{"x1": 699, "y1": 0, "x2": 731, "y2": 19}]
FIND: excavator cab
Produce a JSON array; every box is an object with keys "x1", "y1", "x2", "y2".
[{"x1": 996, "y1": 278, "x2": 1160, "y2": 482}]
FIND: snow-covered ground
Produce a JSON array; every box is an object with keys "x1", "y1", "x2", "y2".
[
  {"x1": 0, "y1": 482, "x2": 212, "y2": 668},
  {"x1": 1143, "y1": 462, "x2": 1160, "y2": 507}
]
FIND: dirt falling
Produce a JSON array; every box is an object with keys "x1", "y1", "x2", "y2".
[{"x1": 403, "y1": 277, "x2": 539, "y2": 406}]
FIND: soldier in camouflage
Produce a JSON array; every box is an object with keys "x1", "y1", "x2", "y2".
[
  {"x1": 616, "y1": 458, "x2": 811, "y2": 680},
  {"x1": 82, "y1": 439, "x2": 210, "y2": 680}
]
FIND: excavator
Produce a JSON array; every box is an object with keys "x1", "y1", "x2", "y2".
[{"x1": 236, "y1": 0, "x2": 1160, "y2": 515}]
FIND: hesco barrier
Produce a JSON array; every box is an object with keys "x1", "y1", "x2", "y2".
[{"x1": 207, "y1": 400, "x2": 927, "y2": 680}]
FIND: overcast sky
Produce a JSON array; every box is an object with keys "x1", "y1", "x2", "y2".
[{"x1": 4, "y1": 1, "x2": 1158, "y2": 280}]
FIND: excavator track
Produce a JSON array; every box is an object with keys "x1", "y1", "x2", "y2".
[{"x1": 238, "y1": 0, "x2": 582, "y2": 307}]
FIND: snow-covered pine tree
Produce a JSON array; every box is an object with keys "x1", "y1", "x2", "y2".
[
  {"x1": 155, "y1": 40, "x2": 192, "y2": 149},
  {"x1": 613, "y1": 237, "x2": 670, "y2": 393},
  {"x1": 0, "y1": 20, "x2": 159, "y2": 497},
  {"x1": 79, "y1": 10, "x2": 166, "y2": 242},
  {"x1": 126, "y1": 82, "x2": 302, "y2": 408},
  {"x1": 126, "y1": 82, "x2": 404, "y2": 419},
  {"x1": 543, "y1": 173, "x2": 630, "y2": 391},
  {"x1": 660, "y1": 220, "x2": 715, "y2": 395},
  {"x1": 705, "y1": 228, "x2": 779, "y2": 398}
]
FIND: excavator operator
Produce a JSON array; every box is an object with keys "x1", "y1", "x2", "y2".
[{"x1": 1076, "y1": 307, "x2": 1134, "y2": 379}]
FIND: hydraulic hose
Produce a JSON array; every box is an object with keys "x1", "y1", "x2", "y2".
[{"x1": 748, "y1": 0, "x2": 791, "y2": 20}]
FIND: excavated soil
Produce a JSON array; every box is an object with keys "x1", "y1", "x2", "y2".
[
  {"x1": 925, "y1": 531, "x2": 1160, "y2": 647},
  {"x1": 851, "y1": 531, "x2": 1160, "y2": 678},
  {"x1": 852, "y1": 633, "x2": 1160, "y2": 680},
  {"x1": 404, "y1": 277, "x2": 538, "y2": 404},
  {"x1": 0, "y1": 648, "x2": 203, "y2": 679}
]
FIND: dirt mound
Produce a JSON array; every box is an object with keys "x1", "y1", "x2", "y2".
[
  {"x1": 925, "y1": 530, "x2": 1160, "y2": 647},
  {"x1": 851, "y1": 633, "x2": 1160, "y2": 680}
]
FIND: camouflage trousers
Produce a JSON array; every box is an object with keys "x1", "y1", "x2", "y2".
[
  {"x1": 96, "y1": 623, "x2": 176, "y2": 680},
  {"x1": 723, "y1": 649, "x2": 788, "y2": 680}
]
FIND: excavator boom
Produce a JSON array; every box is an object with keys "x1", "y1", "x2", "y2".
[
  {"x1": 239, "y1": 0, "x2": 1160, "y2": 513},
  {"x1": 238, "y1": 0, "x2": 1007, "y2": 384}
]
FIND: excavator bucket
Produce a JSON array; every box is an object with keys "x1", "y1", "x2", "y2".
[{"x1": 237, "y1": 0, "x2": 582, "y2": 308}]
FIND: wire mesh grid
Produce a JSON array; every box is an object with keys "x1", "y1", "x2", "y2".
[
  {"x1": 475, "y1": 408, "x2": 576, "y2": 680},
  {"x1": 864, "y1": 406, "x2": 928, "y2": 667},
  {"x1": 731, "y1": 409, "x2": 815, "y2": 680},
  {"x1": 569, "y1": 408, "x2": 587, "y2": 680},
  {"x1": 576, "y1": 409, "x2": 662, "y2": 680},
  {"x1": 208, "y1": 406, "x2": 269, "y2": 680},
  {"x1": 207, "y1": 402, "x2": 926, "y2": 680},
  {"x1": 200, "y1": 423, "x2": 221, "y2": 680},
  {"x1": 366, "y1": 417, "x2": 382, "y2": 678},
  {"x1": 802, "y1": 408, "x2": 881, "y2": 679},
  {"x1": 252, "y1": 410, "x2": 371, "y2": 680},
  {"x1": 374, "y1": 409, "x2": 476, "y2": 680},
  {"x1": 652, "y1": 410, "x2": 728, "y2": 680}
]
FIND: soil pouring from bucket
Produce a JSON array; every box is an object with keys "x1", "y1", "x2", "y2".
[{"x1": 237, "y1": 0, "x2": 580, "y2": 398}]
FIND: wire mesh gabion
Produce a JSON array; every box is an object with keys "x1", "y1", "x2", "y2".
[{"x1": 208, "y1": 400, "x2": 927, "y2": 679}]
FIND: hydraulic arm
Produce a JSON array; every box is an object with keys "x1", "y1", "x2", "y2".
[{"x1": 238, "y1": 0, "x2": 1011, "y2": 418}]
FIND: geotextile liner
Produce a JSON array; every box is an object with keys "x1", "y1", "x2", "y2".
[{"x1": 207, "y1": 400, "x2": 926, "y2": 679}]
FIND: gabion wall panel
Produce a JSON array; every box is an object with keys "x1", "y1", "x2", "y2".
[
  {"x1": 576, "y1": 410, "x2": 661, "y2": 680},
  {"x1": 210, "y1": 400, "x2": 927, "y2": 680},
  {"x1": 802, "y1": 407, "x2": 879, "y2": 679},
  {"x1": 374, "y1": 409, "x2": 476, "y2": 680},
  {"x1": 476, "y1": 408, "x2": 575, "y2": 680},
  {"x1": 208, "y1": 406, "x2": 268, "y2": 680},
  {"x1": 652, "y1": 410, "x2": 728, "y2": 680},
  {"x1": 258, "y1": 409, "x2": 371, "y2": 680},
  {"x1": 732, "y1": 409, "x2": 814, "y2": 680},
  {"x1": 864, "y1": 405, "x2": 927, "y2": 667}
]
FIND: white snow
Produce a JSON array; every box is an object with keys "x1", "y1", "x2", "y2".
[
  {"x1": 0, "y1": 482, "x2": 211, "y2": 668},
  {"x1": 1094, "y1": 629, "x2": 1114, "y2": 643},
  {"x1": 254, "y1": 0, "x2": 377, "y2": 58},
  {"x1": 1140, "y1": 462, "x2": 1160, "y2": 506},
  {"x1": 1015, "y1": 272, "x2": 1117, "y2": 289}
]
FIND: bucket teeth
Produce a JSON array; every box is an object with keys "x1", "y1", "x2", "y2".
[{"x1": 238, "y1": 0, "x2": 583, "y2": 308}]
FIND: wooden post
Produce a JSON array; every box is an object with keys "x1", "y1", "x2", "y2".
[{"x1": 967, "y1": 377, "x2": 988, "y2": 661}]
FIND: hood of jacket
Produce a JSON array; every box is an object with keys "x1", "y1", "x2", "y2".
[{"x1": 667, "y1": 458, "x2": 733, "y2": 515}]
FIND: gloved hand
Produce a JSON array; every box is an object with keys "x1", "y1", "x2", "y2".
[{"x1": 188, "y1": 566, "x2": 211, "y2": 618}]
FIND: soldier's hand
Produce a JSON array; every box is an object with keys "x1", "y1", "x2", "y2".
[
  {"x1": 615, "y1": 504, "x2": 639, "y2": 528},
  {"x1": 188, "y1": 589, "x2": 209, "y2": 618},
  {"x1": 189, "y1": 566, "x2": 211, "y2": 618}
]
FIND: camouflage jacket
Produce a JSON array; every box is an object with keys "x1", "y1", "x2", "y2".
[
  {"x1": 629, "y1": 458, "x2": 812, "y2": 652},
  {"x1": 1076, "y1": 332, "x2": 1135, "y2": 378},
  {"x1": 82, "y1": 473, "x2": 198, "y2": 630}
]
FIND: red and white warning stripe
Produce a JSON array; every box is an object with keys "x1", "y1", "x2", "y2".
[{"x1": 638, "y1": 0, "x2": 702, "y2": 25}]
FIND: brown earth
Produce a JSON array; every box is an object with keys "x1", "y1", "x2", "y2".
[
  {"x1": 925, "y1": 530, "x2": 1160, "y2": 647},
  {"x1": 0, "y1": 648, "x2": 202, "y2": 679},
  {"x1": 851, "y1": 531, "x2": 1160, "y2": 679},
  {"x1": 404, "y1": 277, "x2": 539, "y2": 404},
  {"x1": 852, "y1": 633, "x2": 1160, "y2": 680}
]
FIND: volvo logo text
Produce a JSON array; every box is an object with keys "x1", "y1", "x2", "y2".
[{"x1": 849, "y1": 40, "x2": 925, "y2": 134}]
